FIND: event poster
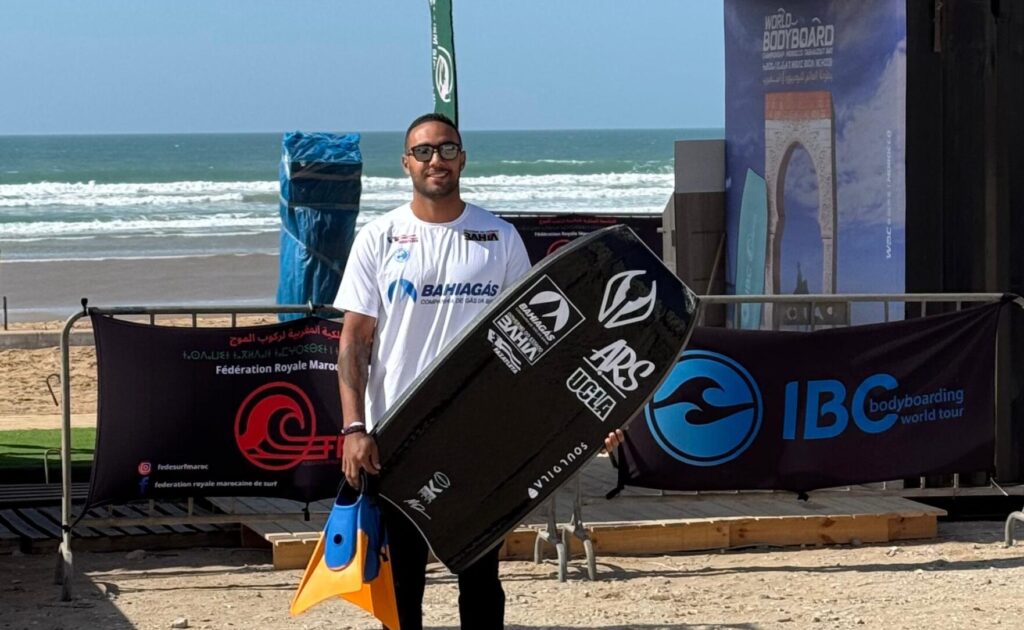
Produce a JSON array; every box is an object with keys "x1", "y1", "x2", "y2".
[{"x1": 724, "y1": 0, "x2": 906, "y2": 326}]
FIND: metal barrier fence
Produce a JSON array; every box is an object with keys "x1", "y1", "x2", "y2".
[
  {"x1": 53, "y1": 295, "x2": 1024, "y2": 597},
  {"x1": 700, "y1": 292, "x2": 1014, "y2": 329}
]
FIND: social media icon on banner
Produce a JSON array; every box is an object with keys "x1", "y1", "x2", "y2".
[{"x1": 645, "y1": 350, "x2": 762, "y2": 466}]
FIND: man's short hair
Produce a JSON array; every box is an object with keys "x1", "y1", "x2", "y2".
[{"x1": 405, "y1": 113, "x2": 462, "y2": 147}]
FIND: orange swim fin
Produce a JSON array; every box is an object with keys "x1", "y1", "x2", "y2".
[
  {"x1": 289, "y1": 530, "x2": 361, "y2": 615},
  {"x1": 338, "y1": 532, "x2": 400, "y2": 630},
  {"x1": 290, "y1": 482, "x2": 400, "y2": 630}
]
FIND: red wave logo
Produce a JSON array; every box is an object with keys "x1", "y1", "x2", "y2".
[
  {"x1": 545, "y1": 239, "x2": 571, "y2": 257},
  {"x1": 234, "y1": 382, "x2": 339, "y2": 471}
]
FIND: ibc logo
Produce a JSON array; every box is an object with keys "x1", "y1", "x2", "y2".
[
  {"x1": 646, "y1": 353, "x2": 921, "y2": 467},
  {"x1": 645, "y1": 350, "x2": 762, "y2": 467},
  {"x1": 782, "y1": 373, "x2": 898, "y2": 440}
]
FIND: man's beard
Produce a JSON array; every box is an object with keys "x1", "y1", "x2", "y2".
[{"x1": 412, "y1": 169, "x2": 459, "y2": 199}]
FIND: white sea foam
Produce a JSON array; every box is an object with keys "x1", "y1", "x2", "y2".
[
  {"x1": 1, "y1": 173, "x2": 672, "y2": 259},
  {"x1": 360, "y1": 173, "x2": 673, "y2": 212},
  {"x1": 1, "y1": 214, "x2": 278, "y2": 238},
  {"x1": 0, "y1": 173, "x2": 671, "y2": 209},
  {"x1": 0, "y1": 180, "x2": 279, "y2": 208},
  {"x1": 500, "y1": 159, "x2": 594, "y2": 165}
]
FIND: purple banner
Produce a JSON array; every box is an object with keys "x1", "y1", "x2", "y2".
[{"x1": 725, "y1": 0, "x2": 907, "y2": 324}]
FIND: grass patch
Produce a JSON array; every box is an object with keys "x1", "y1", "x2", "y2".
[{"x1": 0, "y1": 428, "x2": 96, "y2": 471}]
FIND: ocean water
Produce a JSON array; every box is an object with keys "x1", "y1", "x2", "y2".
[{"x1": 0, "y1": 129, "x2": 721, "y2": 263}]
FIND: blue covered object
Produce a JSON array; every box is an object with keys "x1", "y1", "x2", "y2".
[{"x1": 277, "y1": 132, "x2": 362, "y2": 320}]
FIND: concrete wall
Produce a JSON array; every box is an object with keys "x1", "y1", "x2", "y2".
[{"x1": 664, "y1": 140, "x2": 726, "y2": 325}]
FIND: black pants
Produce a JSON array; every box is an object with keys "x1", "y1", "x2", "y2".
[{"x1": 381, "y1": 502, "x2": 505, "y2": 630}]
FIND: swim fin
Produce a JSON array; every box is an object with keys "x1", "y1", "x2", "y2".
[{"x1": 290, "y1": 482, "x2": 400, "y2": 629}]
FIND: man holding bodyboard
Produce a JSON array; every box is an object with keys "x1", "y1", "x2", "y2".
[{"x1": 331, "y1": 113, "x2": 626, "y2": 629}]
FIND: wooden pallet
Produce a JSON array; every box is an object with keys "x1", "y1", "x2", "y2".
[
  {"x1": 0, "y1": 483, "x2": 89, "y2": 507},
  {"x1": 0, "y1": 501, "x2": 238, "y2": 553},
  {"x1": 207, "y1": 495, "x2": 544, "y2": 570},
  {"x1": 535, "y1": 496, "x2": 943, "y2": 557},
  {"x1": 207, "y1": 496, "x2": 329, "y2": 570},
  {"x1": 211, "y1": 463, "x2": 946, "y2": 570},
  {"x1": 0, "y1": 459, "x2": 941, "y2": 561}
]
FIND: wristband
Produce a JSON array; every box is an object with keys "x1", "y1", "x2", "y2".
[{"x1": 341, "y1": 423, "x2": 367, "y2": 436}]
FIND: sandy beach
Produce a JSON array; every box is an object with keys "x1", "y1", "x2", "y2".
[
  {"x1": 0, "y1": 312, "x2": 285, "y2": 420},
  {"x1": 0, "y1": 254, "x2": 320, "y2": 423},
  {"x1": 2, "y1": 521, "x2": 1023, "y2": 629},
  {"x1": 1, "y1": 254, "x2": 280, "y2": 324}
]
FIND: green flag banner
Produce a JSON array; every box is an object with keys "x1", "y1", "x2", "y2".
[{"x1": 429, "y1": 0, "x2": 458, "y2": 126}]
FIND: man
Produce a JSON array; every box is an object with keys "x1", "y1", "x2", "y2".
[{"x1": 334, "y1": 113, "x2": 622, "y2": 630}]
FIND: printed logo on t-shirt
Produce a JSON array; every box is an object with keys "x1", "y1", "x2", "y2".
[
  {"x1": 420, "y1": 281, "x2": 500, "y2": 305},
  {"x1": 493, "y1": 275, "x2": 584, "y2": 365},
  {"x1": 387, "y1": 234, "x2": 419, "y2": 244},
  {"x1": 387, "y1": 279, "x2": 418, "y2": 303},
  {"x1": 463, "y1": 229, "x2": 500, "y2": 242},
  {"x1": 394, "y1": 248, "x2": 411, "y2": 263}
]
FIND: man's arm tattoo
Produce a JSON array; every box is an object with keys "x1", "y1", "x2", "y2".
[{"x1": 339, "y1": 337, "x2": 372, "y2": 393}]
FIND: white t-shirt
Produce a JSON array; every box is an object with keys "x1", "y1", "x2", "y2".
[{"x1": 334, "y1": 202, "x2": 532, "y2": 429}]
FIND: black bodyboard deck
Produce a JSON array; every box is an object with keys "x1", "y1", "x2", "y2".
[{"x1": 373, "y1": 225, "x2": 699, "y2": 572}]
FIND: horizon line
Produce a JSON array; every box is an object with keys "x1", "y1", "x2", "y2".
[{"x1": 0, "y1": 126, "x2": 725, "y2": 138}]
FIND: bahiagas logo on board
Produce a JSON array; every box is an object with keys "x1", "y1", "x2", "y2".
[{"x1": 491, "y1": 275, "x2": 585, "y2": 368}]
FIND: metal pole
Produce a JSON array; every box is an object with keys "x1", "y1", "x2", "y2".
[
  {"x1": 57, "y1": 309, "x2": 86, "y2": 600},
  {"x1": 699, "y1": 293, "x2": 1008, "y2": 305},
  {"x1": 1006, "y1": 511, "x2": 1024, "y2": 547},
  {"x1": 1, "y1": 247, "x2": 6, "y2": 330}
]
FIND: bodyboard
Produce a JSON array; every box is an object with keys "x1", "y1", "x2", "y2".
[
  {"x1": 373, "y1": 224, "x2": 700, "y2": 572},
  {"x1": 736, "y1": 168, "x2": 767, "y2": 329}
]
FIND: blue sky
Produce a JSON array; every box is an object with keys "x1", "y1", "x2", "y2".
[{"x1": 0, "y1": 1, "x2": 724, "y2": 134}]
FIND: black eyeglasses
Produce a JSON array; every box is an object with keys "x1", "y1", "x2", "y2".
[{"x1": 407, "y1": 142, "x2": 462, "y2": 162}]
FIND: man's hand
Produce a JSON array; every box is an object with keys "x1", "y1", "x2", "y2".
[
  {"x1": 603, "y1": 428, "x2": 625, "y2": 453},
  {"x1": 342, "y1": 432, "x2": 380, "y2": 488}
]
